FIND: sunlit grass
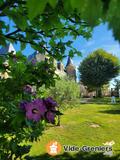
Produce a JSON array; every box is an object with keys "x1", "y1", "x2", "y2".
[{"x1": 29, "y1": 103, "x2": 120, "y2": 157}]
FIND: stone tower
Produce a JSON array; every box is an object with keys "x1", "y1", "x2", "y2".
[{"x1": 65, "y1": 56, "x2": 76, "y2": 81}]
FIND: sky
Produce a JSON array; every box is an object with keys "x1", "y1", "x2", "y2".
[{"x1": 64, "y1": 23, "x2": 120, "y2": 67}]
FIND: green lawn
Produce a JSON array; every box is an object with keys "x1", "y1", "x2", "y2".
[{"x1": 28, "y1": 103, "x2": 120, "y2": 159}]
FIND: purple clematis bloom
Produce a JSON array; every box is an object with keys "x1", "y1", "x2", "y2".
[
  {"x1": 23, "y1": 85, "x2": 33, "y2": 94},
  {"x1": 25, "y1": 99, "x2": 47, "y2": 122},
  {"x1": 44, "y1": 97, "x2": 58, "y2": 110},
  {"x1": 31, "y1": 59, "x2": 37, "y2": 65},
  {"x1": 32, "y1": 91, "x2": 36, "y2": 96},
  {"x1": 46, "y1": 111, "x2": 55, "y2": 123},
  {"x1": 13, "y1": 57, "x2": 17, "y2": 63},
  {"x1": 20, "y1": 100, "x2": 28, "y2": 111}
]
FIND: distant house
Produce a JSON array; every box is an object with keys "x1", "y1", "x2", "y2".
[
  {"x1": 80, "y1": 82, "x2": 111, "y2": 97},
  {"x1": 28, "y1": 50, "x2": 76, "y2": 80},
  {"x1": 79, "y1": 82, "x2": 96, "y2": 98}
]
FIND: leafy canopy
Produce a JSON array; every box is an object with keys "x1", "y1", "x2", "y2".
[
  {"x1": 78, "y1": 49, "x2": 120, "y2": 89},
  {"x1": 1, "y1": 0, "x2": 120, "y2": 59}
]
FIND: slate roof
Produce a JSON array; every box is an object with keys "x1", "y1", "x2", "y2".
[{"x1": 0, "y1": 43, "x2": 16, "y2": 55}]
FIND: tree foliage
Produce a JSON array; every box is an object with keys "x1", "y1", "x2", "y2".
[
  {"x1": 78, "y1": 49, "x2": 119, "y2": 96},
  {"x1": 113, "y1": 79, "x2": 120, "y2": 97},
  {"x1": 0, "y1": 52, "x2": 61, "y2": 159},
  {"x1": 1, "y1": 0, "x2": 120, "y2": 60}
]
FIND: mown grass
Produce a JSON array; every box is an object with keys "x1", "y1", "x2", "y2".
[{"x1": 28, "y1": 102, "x2": 120, "y2": 159}]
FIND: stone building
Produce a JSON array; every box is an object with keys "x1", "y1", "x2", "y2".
[
  {"x1": 80, "y1": 82, "x2": 111, "y2": 98},
  {"x1": 0, "y1": 44, "x2": 76, "y2": 80},
  {"x1": 27, "y1": 48, "x2": 76, "y2": 80},
  {"x1": 28, "y1": 50, "x2": 67, "y2": 77}
]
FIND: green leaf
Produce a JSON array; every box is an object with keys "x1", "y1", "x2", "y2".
[
  {"x1": 64, "y1": 0, "x2": 73, "y2": 13},
  {"x1": 11, "y1": 141, "x2": 17, "y2": 152},
  {"x1": 70, "y1": 0, "x2": 85, "y2": 12},
  {"x1": 71, "y1": 0, "x2": 102, "y2": 26},
  {"x1": 5, "y1": 24, "x2": 10, "y2": 33},
  {"x1": 21, "y1": 42, "x2": 26, "y2": 51},
  {"x1": 10, "y1": 13, "x2": 28, "y2": 31},
  {"x1": 11, "y1": 112, "x2": 25, "y2": 129},
  {"x1": 66, "y1": 40, "x2": 73, "y2": 47},
  {"x1": 49, "y1": 38, "x2": 55, "y2": 47},
  {"x1": 27, "y1": 0, "x2": 48, "y2": 20},
  {"x1": 69, "y1": 50, "x2": 74, "y2": 57},
  {"x1": 81, "y1": 0, "x2": 102, "y2": 26},
  {"x1": 55, "y1": 110, "x2": 63, "y2": 115},
  {"x1": 76, "y1": 51, "x2": 82, "y2": 56},
  {"x1": 0, "y1": 35, "x2": 6, "y2": 46},
  {"x1": 48, "y1": 0, "x2": 57, "y2": 8}
]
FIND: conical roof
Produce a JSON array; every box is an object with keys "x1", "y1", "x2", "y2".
[
  {"x1": 28, "y1": 51, "x2": 38, "y2": 60},
  {"x1": 0, "y1": 43, "x2": 16, "y2": 55},
  {"x1": 66, "y1": 56, "x2": 74, "y2": 67}
]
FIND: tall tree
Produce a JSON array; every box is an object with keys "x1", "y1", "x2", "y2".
[
  {"x1": 1, "y1": 0, "x2": 120, "y2": 60},
  {"x1": 78, "y1": 49, "x2": 119, "y2": 97},
  {"x1": 113, "y1": 79, "x2": 120, "y2": 97}
]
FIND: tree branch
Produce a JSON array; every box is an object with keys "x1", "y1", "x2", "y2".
[
  {"x1": 0, "y1": 0, "x2": 16, "y2": 11},
  {"x1": 68, "y1": 17, "x2": 89, "y2": 27},
  {"x1": 0, "y1": 0, "x2": 26, "y2": 12},
  {"x1": 4, "y1": 34, "x2": 53, "y2": 55},
  {"x1": 25, "y1": 29, "x2": 52, "y2": 38},
  {"x1": 63, "y1": 27, "x2": 79, "y2": 35},
  {"x1": 6, "y1": 29, "x2": 21, "y2": 37}
]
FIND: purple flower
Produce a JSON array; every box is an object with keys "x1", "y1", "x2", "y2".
[
  {"x1": 13, "y1": 57, "x2": 17, "y2": 62},
  {"x1": 32, "y1": 91, "x2": 36, "y2": 96},
  {"x1": 46, "y1": 111, "x2": 55, "y2": 123},
  {"x1": 20, "y1": 101, "x2": 28, "y2": 111},
  {"x1": 23, "y1": 85, "x2": 33, "y2": 94},
  {"x1": 31, "y1": 59, "x2": 37, "y2": 65},
  {"x1": 44, "y1": 97, "x2": 58, "y2": 110},
  {"x1": 25, "y1": 99, "x2": 47, "y2": 122},
  {"x1": 19, "y1": 97, "x2": 58, "y2": 123}
]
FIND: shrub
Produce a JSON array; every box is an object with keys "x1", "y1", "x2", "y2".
[
  {"x1": 41, "y1": 77, "x2": 80, "y2": 104},
  {"x1": 0, "y1": 52, "x2": 61, "y2": 159}
]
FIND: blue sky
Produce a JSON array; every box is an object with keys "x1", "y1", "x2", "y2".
[{"x1": 64, "y1": 23, "x2": 120, "y2": 67}]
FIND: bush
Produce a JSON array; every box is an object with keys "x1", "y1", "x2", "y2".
[
  {"x1": 0, "y1": 52, "x2": 61, "y2": 159},
  {"x1": 40, "y1": 77, "x2": 80, "y2": 104}
]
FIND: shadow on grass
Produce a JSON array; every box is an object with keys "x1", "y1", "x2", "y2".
[
  {"x1": 25, "y1": 152, "x2": 120, "y2": 160},
  {"x1": 80, "y1": 97, "x2": 120, "y2": 105},
  {"x1": 100, "y1": 109, "x2": 120, "y2": 114},
  {"x1": 99, "y1": 104, "x2": 120, "y2": 114}
]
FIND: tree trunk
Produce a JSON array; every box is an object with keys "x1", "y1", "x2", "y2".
[
  {"x1": 96, "y1": 87, "x2": 102, "y2": 97},
  {"x1": 57, "y1": 115, "x2": 60, "y2": 126}
]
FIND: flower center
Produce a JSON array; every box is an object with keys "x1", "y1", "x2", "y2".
[{"x1": 32, "y1": 108, "x2": 39, "y2": 114}]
